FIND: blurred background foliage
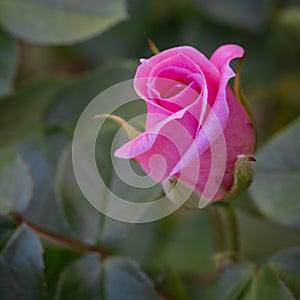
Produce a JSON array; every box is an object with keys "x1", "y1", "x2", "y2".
[{"x1": 0, "y1": 0, "x2": 300, "y2": 299}]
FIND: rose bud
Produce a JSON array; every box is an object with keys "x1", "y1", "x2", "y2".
[{"x1": 115, "y1": 45, "x2": 256, "y2": 207}]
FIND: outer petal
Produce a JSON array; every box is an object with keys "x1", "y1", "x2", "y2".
[
  {"x1": 115, "y1": 112, "x2": 198, "y2": 183},
  {"x1": 170, "y1": 45, "x2": 246, "y2": 176},
  {"x1": 115, "y1": 105, "x2": 198, "y2": 157},
  {"x1": 210, "y1": 44, "x2": 245, "y2": 73},
  {"x1": 180, "y1": 87, "x2": 255, "y2": 201},
  {"x1": 217, "y1": 87, "x2": 255, "y2": 195},
  {"x1": 144, "y1": 101, "x2": 172, "y2": 130}
]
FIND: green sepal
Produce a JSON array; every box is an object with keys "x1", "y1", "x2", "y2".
[
  {"x1": 148, "y1": 39, "x2": 160, "y2": 55},
  {"x1": 92, "y1": 114, "x2": 141, "y2": 140},
  {"x1": 234, "y1": 54, "x2": 257, "y2": 149},
  {"x1": 223, "y1": 154, "x2": 256, "y2": 202}
]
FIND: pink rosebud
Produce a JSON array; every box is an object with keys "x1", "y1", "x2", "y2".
[{"x1": 115, "y1": 45, "x2": 255, "y2": 204}]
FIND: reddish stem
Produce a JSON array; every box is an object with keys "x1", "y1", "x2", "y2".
[{"x1": 11, "y1": 211, "x2": 107, "y2": 257}]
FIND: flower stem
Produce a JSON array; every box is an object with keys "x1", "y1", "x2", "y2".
[
  {"x1": 211, "y1": 206, "x2": 226, "y2": 252},
  {"x1": 224, "y1": 202, "x2": 239, "y2": 255},
  {"x1": 11, "y1": 211, "x2": 107, "y2": 257},
  {"x1": 211, "y1": 201, "x2": 240, "y2": 269}
]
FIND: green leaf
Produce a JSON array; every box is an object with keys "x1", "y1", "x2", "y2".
[
  {"x1": 269, "y1": 270, "x2": 300, "y2": 299},
  {"x1": 43, "y1": 242, "x2": 81, "y2": 300},
  {"x1": 249, "y1": 118, "x2": 300, "y2": 229},
  {"x1": 56, "y1": 146, "x2": 101, "y2": 245},
  {"x1": 0, "y1": 149, "x2": 33, "y2": 213},
  {"x1": 55, "y1": 254, "x2": 102, "y2": 300},
  {"x1": 0, "y1": 225, "x2": 45, "y2": 300},
  {"x1": 204, "y1": 264, "x2": 254, "y2": 300},
  {"x1": 0, "y1": 29, "x2": 18, "y2": 97},
  {"x1": 0, "y1": 215, "x2": 16, "y2": 251},
  {"x1": 55, "y1": 255, "x2": 159, "y2": 300},
  {"x1": 268, "y1": 249, "x2": 300, "y2": 299},
  {"x1": 105, "y1": 257, "x2": 159, "y2": 300},
  {"x1": 17, "y1": 138, "x2": 69, "y2": 234},
  {"x1": 269, "y1": 248, "x2": 300, "y2": 277},
  {"x1": 0, "y1": 77, "x2": 65, "y2": 146},
  {"x1": 192, "y1": 0, "x2": 276, "y2": 31},
  {"x1": 242, "y1": 265, "x2": 295, "y2": 300},
  {"x1": 207, "y1": 249, "x2": 300, "y2": 300},
  {"x1": 0, "y1": 0, "x2": 127, "y2": 45}
]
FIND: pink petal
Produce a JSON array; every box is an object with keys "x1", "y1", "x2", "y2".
[
  {"x1": 134, "y1": 46, "x2": 220, "y2": 100},
  {"x1": 144, "y1": 101, "x2": 171, "y2": 130},
  {"x1": 180, "y1": 87, "x2": 255, "y2": 201},
  {"x1": 211, "y1": 44, "x2": 245, "y2": 75},
  {"x1": 148, "y1": 53, "x2": 204, "y2": 79},
  {"x1": 170, "y1": 45, "x2": 245, "y2": 176},
  {"x1": 116, "y1": 114, "x2": 198, "y2": 182},
  {"x1": 115, "y1": 107, "x2": 191, "y2": 159},
  {"x1": 114, "y1": 132, "x2": 156, "y2": 159}
]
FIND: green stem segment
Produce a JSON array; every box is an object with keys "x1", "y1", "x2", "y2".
[
  {"x1": 211, "y1": 202, "x2": 240, "y2": 269},
  {"x1": 11, "y1": 211, "x2": 107, "y2": 257}
]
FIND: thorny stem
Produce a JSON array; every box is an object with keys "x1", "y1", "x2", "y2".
[{"x1": 11, "y1": 211, "x2": 107, "y2": 257}]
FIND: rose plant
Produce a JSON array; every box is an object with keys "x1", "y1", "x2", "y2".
[{"x1": 115, "y1": 44, "x2": 256, "y2": 205}]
